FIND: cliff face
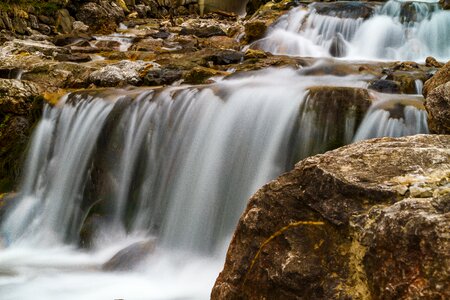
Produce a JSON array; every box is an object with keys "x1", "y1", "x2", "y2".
[{"x1": 212, "y1": 135, "x2": 450, "y2": 299}]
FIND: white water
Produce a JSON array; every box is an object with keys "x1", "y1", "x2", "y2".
[
  {"x1": 2, "y1": 69, "x2": 396, "y2": 299},
  {"x1": 354, "y1": 94, "x2": 428, "y2": 141},
  {"x1": 254, "y1": 0, "x2": 450, "y2": 61}
]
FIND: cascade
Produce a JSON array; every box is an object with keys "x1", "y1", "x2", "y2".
[
  {"x1": 253, "y1": 0, "x2": 450, "y2": 61},
  {"x1": 0, "y1": 1, "x2": 442, "y2": 299},
  {"x1": 1, "y1": 67, "x2": 428, "y2": 298}
]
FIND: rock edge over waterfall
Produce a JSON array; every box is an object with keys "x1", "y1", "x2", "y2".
[{"x1": 212, "y1": 134, "x2": 450, "y2": 300}]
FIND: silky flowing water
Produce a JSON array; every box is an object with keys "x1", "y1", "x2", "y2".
[{"x1": 0, "y1": 0, "x2": 443, "y2": 299}]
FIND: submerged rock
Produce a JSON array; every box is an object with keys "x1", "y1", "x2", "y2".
[
  {"x1": 368, "y1": 79, "x2": 401, "y2": 94},
  {"x1": 212, "y1": 135, "x2": 450, "y2": 299},
  {"x1": 102, "y1": 240, "x2": 156, "y2": 271}
]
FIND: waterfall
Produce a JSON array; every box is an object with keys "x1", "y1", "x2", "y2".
[
  {"x1": 254, "y1": 0, "x2": 450, "y2": 61},
  {"x1": 0, "y1": 66, "x2": 431, "y2": 299},
  {"x1": 353, "y1": 94, "x2": 428, "y2": 141}
]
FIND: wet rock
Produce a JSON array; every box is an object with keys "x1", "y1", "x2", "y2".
[
  {"x1": 55, "y1": 9, "x2": 74, "y2": 34},
  {"x1": 183, "y1": 66, "x2": 229, "y2": 84},
  {"x1": 425, "y1": 56, "x2": 444, "y2": 68},
  {"x1": 311, "y1": 1, "x2": 376, "y2": 19},
  {"x1": 244, "y1": 21, "x2": 267, "y2": 43},
  {"x1": 54, "y1": 53, "x2": 92, "y2": 63},
  {"x1": 22, "y1": 62, "x2": 95, "y2": 89},
  {"x1": 76, "y1": 1, "x2": 125, "y2": 33},
  {"x1": 4, "y1": 39, "x2": 67, "y2": 57},
  {"x1": 329, "y1": 34, "x2": 347, "y2": 58},
  {"x1": 423, "y1": 60, "x2": 450, "y2": 97},
  {"x1": 143, "y1": 68, "x2": 183, "y2": 86},
  {"x1": 94, "y1": 40, "x2": 122, "y2": 51},
  {"x1": 368, "y1": 79, "x2": 401, "y2": 94},
  {"x1": 425, "y1": 82, "x2": 450, "y2": 134},
  {"x1": 180, "y1": 25, "x2": 226, "y2": 38},
  {"x1": 244, "y1": 49, "x2": 267, "y2": 60},
  {"x1": 286, "y1": 86, "x2": 372, "y2": 165},
  {"x1": 89, "y1": 60, "x2": 150, "y2": 87},
  {"x1": 129, "y1": 38, "x2": 163, "y2": 52},
  {"x1": 203, "y1": 50, "x2": 243, "y2": 66},
  {"x1": 0, "y1": 80, "x2": 43, "y2": 192},
  {"x1": 393, "y1": 61, "x2": 420, "y2": 71},
  {"x1": 102, "y1": 240, "x2": 156, "y2": 271},
  {"x1": 212, "y1": 135, "x2": 450, "y2": 300}
]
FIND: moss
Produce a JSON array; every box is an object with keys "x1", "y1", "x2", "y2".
[{"x1": 0, "y1": 0, "x2": 63, "y2": 15}]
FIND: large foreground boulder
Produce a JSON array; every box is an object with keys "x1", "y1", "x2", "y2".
[{"x1": 212, "y1": 135, "x2": 450, "y2": 299}]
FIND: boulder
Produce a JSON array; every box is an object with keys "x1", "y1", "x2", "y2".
[
  {"x1": 311, "y1": 2, "x2": 376, "y2": 19},
  {"x1": 103, "y1": 240, "x2": 156, "y2": 271},
  {"x1": 143, "y1": 68, "x2": 183, "y2": 86},
  {"x1": 368, "y1": 79, "x2": 401, "y2": 94},
  {"x1": 212, "y1": 135, "x2": 450, "y2": 300},
  {"x1": 88, "y1": 60, "x2": 150, "y2": 87},
  {"x1": 425, "y1": 82, "x2": 450, "y2": 134},
  {"x1": 0, "y1": 80, "x2": 43, "y2": 192},
  {"x1": 244, "y1": 21, "x2": 267, "y2": 43},
  {"x1": 76, "y1": 1, "x2": 125, "y2": 33},
  {"x1": 202, "y1": 50, "x2": 244, "y2": 66},
  {"x1": 179, "y1": 25, "x2": 226, "y2": 38},
  {"x1": 423, "y1": 60, "x2": 450, "y2": 97},
  {"x1": 183, "y1": 66, "x2": 229, "y2": 84}
]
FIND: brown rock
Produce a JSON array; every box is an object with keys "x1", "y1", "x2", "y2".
[
  {"x1": 0, "y1": 80, "x2": 43, "y2": 192},
  {"x1": 425, "y1": 82, "x2": 450, "y2": 134},
  {"x1": 244, "y1": 21, "x2": 267, "y2": 43},
  {"x1": 183, "y1": 66, "x2": 229, "y2": 84},
  {"x1": 212, "y1": 135, "x2": 450, "y2": 300},
  {"x1": 423, "y1": 60, "x2": 450, "y2": 97},
  {"x1": 425, "y1": 56, "x2": 444, "y2": 68}
]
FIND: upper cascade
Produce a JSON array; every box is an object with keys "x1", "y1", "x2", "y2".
[{"x1": 253, "y1": 0, "x2": 450, "y2": 61}]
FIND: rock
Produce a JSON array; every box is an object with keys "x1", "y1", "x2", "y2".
[
  {"x1": 423, "y1": 61, "x2": 450, "y2": 97},
  {"x1": 183, "y1": 66, "x2": 229, "y2": 84},
  {"x1": 22, "y1": 62, "x2": 95, "y2": 89},
  {"x1": 244, "y1": 49, "x2": 267, "y2": 60},
  {"x1": 72, "y1": 21, "x2": 89, "y2": 33},
  {"x1": 143, "y1": 68, "x2": 183, "y2": 86},
  {"x1": 129, "y1": 38, "x2": 163, "y2": 52},
  {"x1": 0, "y1": 80, "x2": 43, "y2": 192},
  {"x1": 76, "y1": 1, "x2": 125, "y2": 33},
  {"x1": 89, "y1": 60, "x2": 150, "y2": 87},
  {"x1": 212, "y1": 135, "x2": 450, "y2": 300},
  {"x1": 425, "y1": 82, "x2": 450, "y2": 134},
  {"x1": 329, "y1": 34, "x2": 347, "y2": 58},
  {"x1": 55, "y1": 9, "x2": 74, "y2": 34},
  {"x1": 425, "y1": 56, "x2": 444, "y2": 68},
  {"x1": 54, "y1": 53, "x2": 92, "y2": 63},
  {"x1": 102, "y1": 240, "x2": 156, "y2": 271},
  {"x1": 203, "y1": 50, "x2": 243, "y2": 66},
  {"x1": 180, "y1": 25, "x2": 226, "y2": 38},
  {"x1": 368, "y1": 79, "x2": 401, "y2": 94},
  {"x1": 311, "y1": 2, "x2": 376, "y2": 19},
  {"x1": 287, "y1": 86, "x2": 372, "y2": 164},
  {"x1": 4, "y1": 39, "x2": 67, "y2": 57},
  {"x1": 441, "y1": 0, "x2": 450, "y2": 10},
  {"x1": 244, "y1": 21, "x2": 267, "y2": 43}
]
